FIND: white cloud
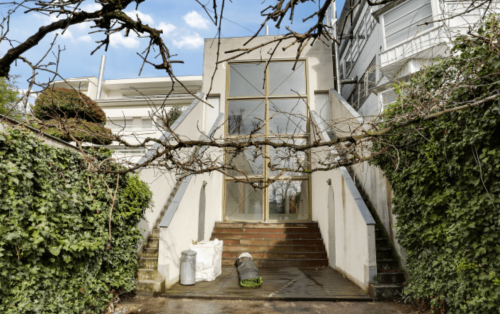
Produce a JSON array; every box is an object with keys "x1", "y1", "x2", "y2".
[
  {"x1": 158, "y1": 22, "x2": 176, "y2": 36},
  {"x1": 183, "y1": 11, "x2": 210, "y2": 29},
  {"x1": 173, "y1": 32, "x2": 204, "y2": 49},
  {"x1": 110, "y1": 32, "x2": 140, "y2": 49},
  {"x1": 125, "y1": 10, "x2": 155, "y2": 25},
  {"x1": 78, "y1": 35, "x2": 93, "y2": 43},
  {"x1": 55, "y1": 29, "x2": 74, "y2": 42},
  {"x1": 81, "y1": 3, "x2": 102, "y2": 12}
]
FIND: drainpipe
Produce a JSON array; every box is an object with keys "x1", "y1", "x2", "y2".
[
  {"x1": 331, "y1": 1, "x2": 342, "y2": 93},
  {"x1": 265, "y1": 25, "x2": 269, "y2": 36},
  {"x1": 96, "y1": 55, "x2": 106, "y2": 100}
]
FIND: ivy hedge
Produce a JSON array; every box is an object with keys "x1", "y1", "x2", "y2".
[
  {"x1": 372, "y1": 16, "x2": 500, "y2": 312},
  {"x1": 0, "y1": 127, "x2": 152, "y2": 313}
]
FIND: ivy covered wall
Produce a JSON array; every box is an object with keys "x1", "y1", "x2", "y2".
[
  {"x1": 0, "y1": 128, "x2": 152, "y2": 313},
  {"x1": 372, "y1": 16, "x2": 500, "y2": 312}
]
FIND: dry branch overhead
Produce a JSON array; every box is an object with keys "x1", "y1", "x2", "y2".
[{"x1": 0, "y1": 0, "x2": 498, "y2": 188}]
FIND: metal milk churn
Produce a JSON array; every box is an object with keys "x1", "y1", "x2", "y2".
[{"x1": 180, "y1": 249, "x2": 197, "y2": 285}]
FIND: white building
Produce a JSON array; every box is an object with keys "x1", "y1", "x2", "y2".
[
  {"x1": 337, "y1": 0, "x2": 498, "y2": 119},
  {"x1": 53, "y1": 75, "x2": 203, "y2": 163},
  {"x1": 51, "y1": 0, "x2": 499, "y2": 299}
]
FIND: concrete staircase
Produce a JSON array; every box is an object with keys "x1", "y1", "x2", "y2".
[
  {"x1": 135, "y1": 180, "x2": 183, "y2": 294},
  {"x1": 369, "y1": 226, "x2": 407, "y2": 300},
  {"x1": 211, "y1": 222, "x2": 329, "y2": 268}
]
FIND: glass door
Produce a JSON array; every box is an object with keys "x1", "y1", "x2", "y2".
[{"x1": 224, "y1": 60, "x2": 310, "y2": 222}]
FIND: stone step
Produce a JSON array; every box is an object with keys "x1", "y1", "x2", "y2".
[
  {"x1": 139, "y1": 257, "x2": 158, "y2": 269},
  {"x1": 135, "y1": 278, "x2": 165, "y2": 295},
  {"x1": 147, "y1": 237, "x2": 159, "y2": 247},
  {"x1": 139, "y1": 251, "x2": 159, "y2": 259},
  {"x1": 224, "y1": 244, "x2": 326, "y2": 253},
  {"x1": 222, "y1": 257, "x2": 328, "y2": 268},
  {"x1": 137, "y1": 269, "x2": 163, "y2": 281},
  {"x1": 212, "y1": 232, "x2": 322, "y2": 240},
  {"x1": 218, "y1": 239, "x2": 325, "y2": 246},
  {"x1": 376, "y1": 259, "x2": 400, "y2": 271},
  {"x1": 376, "y1": 247, "x2": 394, "y2": 260},
  {"x1": 143, "y1": 247, "x2": 158, "y2": 254},
  {"x1": 213, "y1": 227, "x2": 320, "y2": 234},
  {"x1": 222, "y1": 251, "x2": 328, "y2": 259},
  {"x1": 376, "y1": 238, "x2": 389, "y2": 249},
  {"x1": 375, "y1": 228, "x2": 384, "y2": 238},
  {"x1": 151, "y1": 228, "x2": 160, "y2": 238},
  {"x1": 369, "y1": 283, "x2": 405, "y2": 301},
  {"x1": 377, "y1": 272, "x2": 406, "y2": 285},
  {"x1": 215, "y1": 222, "x2": 318, "y2": 229}
]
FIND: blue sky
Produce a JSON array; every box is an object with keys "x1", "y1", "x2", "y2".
[{"x1": 2, "y1": 0, "x2": 345, "y2": 90}]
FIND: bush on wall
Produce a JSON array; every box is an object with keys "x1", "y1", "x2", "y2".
[
  {"x1": 0, "y1": 127, "x2": 152, "y2": 313},
  {"x1": 372, "y1": 16, "x2": 500, "y2": 313},
  {"x1": 33, "y1": 87, "x2": 112, "y2": 145}
]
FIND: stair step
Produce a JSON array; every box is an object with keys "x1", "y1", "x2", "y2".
[
  {"x1": 139, "y1": 257, "x2": 158, "y2": 269},
  {"x1": 143, "y1": 247, "x2": 158, "y2": 254},
  {"x1": 212, "y1": 233, "x2": 322, "y2": 240},
  {"x1": 215, "y1": 222, "x2": 318, "y2": 228},
  {"x1": 377, "y1": 272, "x2": 406, "y2": 284},
  {"x1": 218, "y1": 239, "x2": 325, "y2": 246},
  {"x1": 376, "y1": 248, "x2": 394, "y2": 259},
  {"x1": 213, "y1": 227, "x2": 320, "y2": 234},
  {"x1": 369, "y1": 283, "x2": 405, "y2": 301},
  {"x1": 222, "y1": 257, "x2": 328, "y2": 268},
  {"x1": 139, "y1": 251, "x2": 159, "y2": 258},
  {"x1": 151, "y1": 229, "x2": 160, "y2": 237},
  {"x1": 376, "y1": 259, "x2": 400, "y2": 271},
  {"x1": 222, "y1": 252, "x2": 327, "y2": 259},
  {"x1": 147, "y1": 238, "x2": 159, "y2": 247},
  {"x1": 137, "y1": 269, "x2": 163, "y2": 280},
  {"x1": 135, "y1": 278, "x2": 165, "y2": 295},
  {"x1": 224, "y1": 245, "x2": 325, "y2": 253}
]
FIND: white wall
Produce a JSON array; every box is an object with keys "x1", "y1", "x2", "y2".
[
  {"x1": 333, "y1": 168, "x2": 377, "y2": 291},
  {"x1": 137, "y1": 168, "x2": 176, "y2": 251},
  {"x1": 350, "y1": 162, "x2": 407, "y2": 268}
]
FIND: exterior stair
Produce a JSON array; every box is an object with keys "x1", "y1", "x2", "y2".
[
  {"x1": 211, "y1": 222, "x2": 329, "y2": 268},
  {"x1": 135, "y1": 179, "x2": 183, "y2": 295},
  {"x1": 368, "y1": 226, "x2": 407, "y2": 300}
]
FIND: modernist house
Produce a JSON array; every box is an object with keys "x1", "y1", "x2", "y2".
[
  {"x1": 51, "y1": 0, "x2": 499, "y2": 299},
  {"x1": 337, "y1": 0, "x2": 496, "y2": 119}
]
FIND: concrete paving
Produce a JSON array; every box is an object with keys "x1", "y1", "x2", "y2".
[{"x1": 113, "y1": 296, "x2": 425, "y2": 314}]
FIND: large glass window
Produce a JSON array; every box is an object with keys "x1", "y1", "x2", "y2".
[
  {"x1": 383, "y1": 0, "x2": 434, "y2": 48},
  {"x1": 225, "y1": 60, "x2": 310, "y2": 222}
]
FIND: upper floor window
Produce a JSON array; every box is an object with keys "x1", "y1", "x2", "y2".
[
  {"x1": 383, "y1": 0, "x2": 434, "y2": 49},
  {"x1": 227, "y1": 61, "x2": 308, "y2": 137}
]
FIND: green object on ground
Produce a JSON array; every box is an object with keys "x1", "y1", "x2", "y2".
[{"x1": 240, "y1": 277, "x2": 264, "y2": 288}]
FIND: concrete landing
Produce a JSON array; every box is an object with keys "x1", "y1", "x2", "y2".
[{"x1": 163, "y1": 266, "x2": 371, "y2": 301}]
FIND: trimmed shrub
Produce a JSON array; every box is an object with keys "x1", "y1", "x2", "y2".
[
  {"x1": 37, "y1": 118, "x2": 113, "y2": 145},
  {"x1": 0, "y1": 128, "x2": 152, "y2": 313},
  {"x1": 34, "y1": 87, "x2": 106, "y2": 123}
]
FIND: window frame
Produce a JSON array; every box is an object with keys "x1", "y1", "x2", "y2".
[{"x1": 380, "y1": 0, "x2": 439, "y2": 51}]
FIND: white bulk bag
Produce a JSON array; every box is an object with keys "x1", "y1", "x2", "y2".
[{"x1": 189, "y1": 239, "x2": 223, "y2": 282}]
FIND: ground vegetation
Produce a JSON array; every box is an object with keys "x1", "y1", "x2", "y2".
[{"x1": 0, "y1": 128, "x2": 152, "y2": 313}]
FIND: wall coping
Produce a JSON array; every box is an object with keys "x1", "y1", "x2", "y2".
[
  {"x1": 137, "y1": 93, "x2": 205, "y2": 166},
  {"x1": 160, "y1": 113, "x2": 224, "y2": 228}
]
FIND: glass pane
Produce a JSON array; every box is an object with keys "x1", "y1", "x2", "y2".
[
  {"x1": 269, "y1": 98, "x2": 307, "y2": 135},
  {"x1": 226, "y1": 145, "x2": 264, "y2": 177},
  {"x1": 269, "y1": 61, "x2": 306, "y2": 96},
  {"x1": 229, "y1": 63, "x2": 265, "y2": 97},
  {"x1": 269, "y1": 180, "x2": 309, "y2": 221},
  {"x1": 269, "y1": 139, "x2": 309, "y2": 177},
  {"x1": 228, "y1": 100, "x2": 265, "y2": 136},
  {"x1": 225, "y1": 181, "x2": 263, "y2": 221}
]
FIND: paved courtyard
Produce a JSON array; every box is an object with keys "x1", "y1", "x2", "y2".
[
  {"x1": 113, "y1": 297, "x2": 425, "y2": 314},
  {"x1": 164, "y1": 266, "x2": 371, "y2": 301}
]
